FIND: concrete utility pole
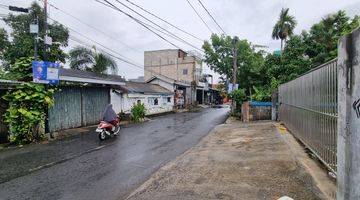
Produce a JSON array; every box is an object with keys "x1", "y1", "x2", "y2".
[
  {"x1": 337, "y1": 27, "x2": 360, "y2": 200},
  {"x1": 231, "y1": 37, "x2": 238, "y2": 113},
  {"x1": 43, "y1": 0, "x2": 48, "y2": 61}
]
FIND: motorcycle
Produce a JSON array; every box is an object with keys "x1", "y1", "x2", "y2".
[{"x1": 96, "y1": 117, "x2": 121, "y2": 141}]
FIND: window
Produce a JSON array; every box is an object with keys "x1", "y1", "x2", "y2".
[
  {"x1": 148, "y1": 97, "x2": 159, "y2": 106},
  {"x1": 154, "y1": 98, "x2": 158, "y2": 105},
  {"x1": 182, "y1": 69, "x2": 188, "y2": 75},
  {"x1": 162, "y1": 97, "x2": 172, "y2": 105}
]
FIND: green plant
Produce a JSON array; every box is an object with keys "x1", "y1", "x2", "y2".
[
  {"x1": 229, "y1": 88, "x2": 246, "y2": 110},
  {"x1": 69, "y1": 46, "x2": 117, "y2": 74},
  {"x1": 3, "y1": 83, "x2": 55, "y2": 144},
  {"x1": 130, "y1": 103, "x2": 146, "y2": 122},
  {"x1": 272, "y1": 8, "x2": 297, "y2": 50}
]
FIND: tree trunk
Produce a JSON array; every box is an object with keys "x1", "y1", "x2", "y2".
[{"x1": 281, "y1": 39, "x2": 283, "y2": 51}]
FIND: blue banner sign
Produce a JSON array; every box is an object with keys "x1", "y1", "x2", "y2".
[{"x1": 32, "y1": 61, "x2": 60, "y2": 85}]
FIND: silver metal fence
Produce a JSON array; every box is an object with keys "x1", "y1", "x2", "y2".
[{"x1": 279, "y1": 59, "x2": 338, "y2": 174}]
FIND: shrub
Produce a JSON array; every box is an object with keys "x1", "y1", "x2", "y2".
[
  {"x1": 3, "y1": 83, "x2": 55, "y2": 144},
  {"x1": 130, "y1": 103, "x2": 146, "y2": 122},
  {"x1": 229, "y1": 89, "x2": 246, "y2": 117}
]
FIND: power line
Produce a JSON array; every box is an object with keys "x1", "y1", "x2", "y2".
[
  {"x1": 39, "y1": 0, "x2": 142, "y2": 54},
  {"x1": 95, "y1": 0, "x2": 187, "y2": 52},
  {"x1": 68, "y1": 35, "x2": 144, "y2": 72},
  {"x1": 124, "y1": 0, "x2": 203, "y2": 42},
  {"x1": 48, "y1": 16, "x2": 144, "y2": 69},
  {"x1": 196, "y1": 0, "x2": 226, "y2": 34},
  {"x1": 111, "y1": 0, "x2": 204, "y2": 52},
  {"x1": 184, "y1": 0, "x2": 213, "y2": 34}
]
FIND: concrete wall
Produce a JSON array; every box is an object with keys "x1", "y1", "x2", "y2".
[
  {"x1": 242, "y1": 101, "x2": 271, "y2": 122},
  {"x1": 337, "y1": 27, "x2": 360, "y2": 200},
  {"x1": 110, "y1": 91, "x2": 174, "y2": 116}
]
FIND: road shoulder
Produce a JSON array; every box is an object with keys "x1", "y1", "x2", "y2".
[{"x1": 125, "y1": 119, "x2": 333, "y2": 200}]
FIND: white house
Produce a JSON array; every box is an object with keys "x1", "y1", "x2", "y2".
[
  {"x1": 146, "y1": 75, "x2": 192, "y2": 108},
  {"x1": 111, "y1": 82, "x2": 174, "y2": 115}
]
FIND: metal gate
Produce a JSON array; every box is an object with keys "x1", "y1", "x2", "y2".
[
  {"x1": 48, "y1": 86, "x2": 110, "y2": 132},
  {"x1": 279, "y1": 59, "x2": 338, "y2": 174}
]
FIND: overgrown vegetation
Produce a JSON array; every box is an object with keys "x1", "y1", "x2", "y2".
[
  {"x1": 0, "y1": 2, "x2": 68, "y2": 144},
  {"x1": 130, "y1": 103, "x2": 146, "y2": 122},
  {"x1": 229, "y1": 89, "x2": 246, "y2": 115},
  {"x1": 3, "y1": 83, "x2": 54, "y2": 144},
  {"x1": 203, "y1": 10, "x2": 360, "y2": 102}
]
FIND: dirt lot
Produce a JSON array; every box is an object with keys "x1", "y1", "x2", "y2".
[{"x1": 126, "y1": 119, "x2": 334, "y2": 200}]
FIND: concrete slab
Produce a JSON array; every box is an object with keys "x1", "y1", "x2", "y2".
[{"x1": 126, "y1": 120, "x2": 334, "y2": 200}]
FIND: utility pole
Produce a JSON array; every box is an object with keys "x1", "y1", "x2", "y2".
[
  {"x1": 32, "y1": 15, "x2": 39, "y2": 60},
  {"x1": 43, "y1": 0, "x2": 48, "y2": 61},
  {"x1": 231, "y1": 37, "x2": 238, "y2": 113}
]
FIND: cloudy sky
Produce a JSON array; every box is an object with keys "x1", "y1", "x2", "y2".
[{"x1": 1, "y1": 0, "x2": 359, "y2": 82}]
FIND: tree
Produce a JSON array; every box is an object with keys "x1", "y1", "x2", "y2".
[
  {"x1": 303, "y1": 11, "x2": 360, "y2": 66},
  {"x1": 69, "y1": 46, "x2": 117, "y2": 74},
  {"x1": 203, "y1": 34, "x2": 265, "y2": 96},
  {"x1": 272, "y1": 8, "x2": 297, "y2": 51},
  {"x1": 2, "y1": 2, "x2": 69, "y2": 65},
  {"x1": 0, "y1": 28, "x2": 9, "y2": 60},
  {"x1": 202, "y1": 34, "x2": 233, "y2": 80}
]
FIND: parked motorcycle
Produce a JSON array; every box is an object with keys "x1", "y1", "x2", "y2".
[{"x1": 96, "y1": 117, "x2": 121, "y2": 141}]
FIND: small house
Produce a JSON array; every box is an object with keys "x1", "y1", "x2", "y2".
[{"x1": 111, "y1": 82, "x2": 174, "y2": 115}]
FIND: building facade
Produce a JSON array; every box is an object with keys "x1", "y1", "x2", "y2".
[
  {"x1": 111, "y1": 82, "x2": 174, "y2": 115},
  {"x1": 144, "y1": 49, "x2": 203, "y2": 106}
]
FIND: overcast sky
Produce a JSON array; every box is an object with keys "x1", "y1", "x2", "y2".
[{"x1": 1, "y1": 0, "x2": 359, "y2": 82}]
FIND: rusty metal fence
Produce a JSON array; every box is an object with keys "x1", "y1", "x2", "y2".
[{"x1": 279, "y1": 59, "x2": 338, "y2": 174}]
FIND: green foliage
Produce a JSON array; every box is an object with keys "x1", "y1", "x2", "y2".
[
  {"x1": 203, "y1": 34, "x2": 265, "y2": 96},
  {"x1": 229, "y1": 89, "x2": 246, "y2": 106},
  {"x1": 303, "y1": 11, "x2": 359, "y2": 66},
  {"x1": 69, "y1": 46, "x2": 117, "y2": 74},
  {"x1": 272, "y1": 8, "x2": 297, "y2": 50},
  {"x1": 130, "y1": 103, "x2": 146, "y2": 122},
  {"x1": 0, "y1": 28, "x2": 9, "y2": 60},
  {"x1": 3, "y1": 83, "x2": 54, "y2": 144},
  {"x1": 203, "y1": 10, "x2": 359, "y2": 102},
  {"x1": 0, "y1": 57, "x2": 33, "y2": 81},
  {"x1": 2, "y1": 2, "x2": 69, "y2": 65}
]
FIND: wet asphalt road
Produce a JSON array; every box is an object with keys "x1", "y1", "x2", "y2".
[{"x1": 0, "y1": 107, "x2": 229, "y2": 200}]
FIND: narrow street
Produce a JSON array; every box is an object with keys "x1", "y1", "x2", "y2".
[{"x1": 0, "y1": 107, "x2": 229, "y2": 200}]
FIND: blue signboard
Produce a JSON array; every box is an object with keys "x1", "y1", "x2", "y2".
[{"x1": 32, "y1": 61, "x2": 60, "y2": 85}]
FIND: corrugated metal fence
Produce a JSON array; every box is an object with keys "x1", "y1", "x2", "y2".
[
  {"x1": 279, "y1": 59, "x2": 338, "y2": 174},
  {"x1": 48, "y1": 86, "x2": 110, "y2": 132}
]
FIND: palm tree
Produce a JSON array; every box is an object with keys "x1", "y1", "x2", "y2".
[
  {"x1": 272, "y1": 8, "x2": 297, "y2": 51},
  {"x1": 69, "y1": 46, "x2": 117, "y2": 74}
]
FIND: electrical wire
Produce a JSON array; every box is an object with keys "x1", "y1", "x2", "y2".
[
  {"x1": 111, "y1": 0, "x2": 204, "y2": 52},
  {"x1": 39, "y1": 0, "x2": 142, "y2": 54},
  {"x1": 184, "y1": 0, "x2": 213, "y2": 34},
  {"x1": 196, "y1": 0, "x2": 226, "y2": 34},
  {"x1": 48, "y1": 16, "x2": 144, "y2": 70},
  {"x1": 124, "y1": 0, "x2": 203, "y2": 42},
  {"x1": 96, "y1": 0, "x2": 184, "y2": 51},
  {"x1": 68, "y1": 35, "x2": 144, "y2": 72}
]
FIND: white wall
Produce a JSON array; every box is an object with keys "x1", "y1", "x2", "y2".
[
  {"x1": 110, "y1": 91, "x2": 174, "y2": 115},
  {"x1": 110, "y1": 90, "x2": 123, "y2": 113}
]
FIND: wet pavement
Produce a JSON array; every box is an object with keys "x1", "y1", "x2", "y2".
[{"x1": 0, "y1": 107, "x2": 229, "y2": 200}]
